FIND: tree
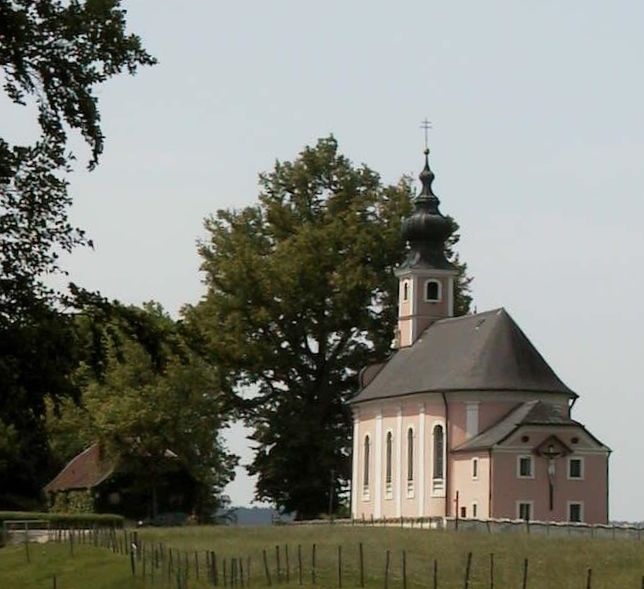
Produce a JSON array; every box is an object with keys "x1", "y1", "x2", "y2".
[
  {"x1": 0, "y1": 0, "x2": 156, "y2": 310},
  {"x1": 192, "y1": 137, "x2": 472, "y2": 518},
  {"x1": 47, "y1": 303, "x2": 237, "y2": 517},
  {"x1": 0, "y1": 0, "x2": 154, "y2": 506}
]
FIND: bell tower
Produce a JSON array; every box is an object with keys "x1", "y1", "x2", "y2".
[{"x1": 394, "y1": 145, "x2": 457, "y2": 348}]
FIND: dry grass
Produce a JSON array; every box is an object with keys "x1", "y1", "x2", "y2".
[
  {"x1": 2, "y1": 524, "x2": 644, "y2": 588},
  {"x1": 139, "y1": 524, "x2": 644, "y2": 589}
]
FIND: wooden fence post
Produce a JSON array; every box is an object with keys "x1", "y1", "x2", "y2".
[
  {"x1": 312, "y1": 544, "x2": 317, "y2": 585},
  {"x1": 489, "y1": 553, "x2": 494, "y2": 589},
  {"x1": 276, "y1": 545, "x2": 281, "y2": 583},
  {"x1": 586, "y1": 568, "x2": 592, "y2": 589},
  {"x1": 359, "y1": 542, "x2": 364, "y2": 588},
  {"x1": 338, "y1": 545, "x2": 343, "y2": 588},
  {"x1": 433, "y1": 559, "x2": 438, "y2": 589},
  {"x1": 463, "y1": 552, "x2": 472, "y2": 589},
  {"x1": 298, "y1": 544, "x2": 303, "y2": 585},
  {"x1": 130, "y1": 547, "x2": 136, "y2": 576},
  {"x1": 522, "y1": 558, "x2": 528, "y2": 589},
  {"x1": 402, "y1": 550, "x2": 407, "y2": 589},
  {"x1": 285, "y1": 545, "x2": 290, "y2": 584},
  {"x1": 384, "y1": 550, "x2": 390, "y2": 589},
  {"x1": 263, "y1": 549, "x2": 272, "y2": 586}
]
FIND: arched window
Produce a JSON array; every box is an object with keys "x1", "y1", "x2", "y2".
[
  {"x1": 363, "y1": 435, "x2": 370, "y2": 489},
  {"x1": 403, "y1": 281, "x2": 409, "y2": 301},
  {"x1": 385, "y1": 432, "x2": 393, "y2": 485},
  {"x1": 407, "y1": 427, "x2": 414, "y2": 482},
  {"x1": 433, "y1": 424, "x2": 444, "y2": 479},
  {"x1": 425, "y1": 280, "x2": 441, "y2": 302}
]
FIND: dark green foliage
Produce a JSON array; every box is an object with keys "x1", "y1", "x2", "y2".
[
  {"x1": 193, "y1": 137, "x2": 472, "y2": 518},
  {"x1": 0, "y1": 0, "x2": 155, "y2": 507},
  {"x1": 47, "y1": 303, "x2": 238, "y2": 518}
]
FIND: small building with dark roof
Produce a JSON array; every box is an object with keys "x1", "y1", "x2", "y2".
[
  {"x1": 44, "y1": 443, "x2": 198, "y2": 520},
  {"x1": 349, "y1": 148, "x2": 609, "y2": 524}
]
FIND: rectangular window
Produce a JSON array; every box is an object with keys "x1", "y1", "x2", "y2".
[
  {"x1": 568, "y1": 457, "x2": 584, "y2": 479},
  {"x1": 517, "y1": 456, "x2": 534, "y2": 479},
  {"x1": 460, "y1": 506, "x2": 467, "y2": 518},
  {"x1": 472, "y1": 503, "x2": 478, "y2": 518},
  {"x1": 518, "y1": 502, "x2": 532, "y2": 521},
  {"x1": 519, "y1": 456, "x2": 532, "y2": 478},
  {"x1": 472, "y1": 458, "x2": 478, "y2": 479},
  {"x1": 568, "y1": 502, "x2": 583, "y2": 522}
]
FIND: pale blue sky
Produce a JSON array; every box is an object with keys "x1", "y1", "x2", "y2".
[{"x1": 3, "y1": 1, "x2": 643, "y2": 520}]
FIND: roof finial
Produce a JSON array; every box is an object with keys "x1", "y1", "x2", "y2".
[
  {"x1": 420, "y1": 118, "x2": 432, "y2": 151},
  {"x1": 418, "y1": 119, "x2": 435, "y2": 198}
]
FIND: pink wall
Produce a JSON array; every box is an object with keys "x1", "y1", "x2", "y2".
[
  {"x1": 451, "y1": 452, "x2": 490, "y2": 519},
  {"x1": 352, "y1": 399, "x2": 607, "y2": 524},
  {"x1": 352, "y1": 397, "x2": 447, "y2": 519},
  {"x1": 491, "y1": 428, "x2": 608, "y2": 523}
]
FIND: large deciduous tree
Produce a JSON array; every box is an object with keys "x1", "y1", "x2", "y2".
[
  {"x1": 192, "y1": 137, "x2": 472, "y2": 518},
  {"x1": 0, "y1": 0, "x2": 155, "y2": 507}
]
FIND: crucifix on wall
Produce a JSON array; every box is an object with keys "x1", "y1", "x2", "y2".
[{"x1": 536, "y1": 435, "x2": 572, "y2": 511}]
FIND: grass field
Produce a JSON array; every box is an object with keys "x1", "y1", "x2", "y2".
[{"x1": 2, "y1": 525, "x2": 644, "y2": 588}]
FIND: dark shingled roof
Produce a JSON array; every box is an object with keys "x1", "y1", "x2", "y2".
[
  {"x1": 351, "y1": 308, "x2": 576, "y2": 404},
  {"x1": 453, "y1": 400, "x2": 577, "y2": 452},
  {"x1": 44, "y1": 444, "x2": 115, "y2": 493}
]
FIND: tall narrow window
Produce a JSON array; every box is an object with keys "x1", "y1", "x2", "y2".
[
  {"x1": 403, "y1": 281, "x2": 409, "y2": 302},
  {"x1": 363, "y1": 435, "x2": 370, "y2": 491},
  {"x1": 385, "y1": 432, "x2": 393, "y2": 485},
  {"x1": 407, "y1": 428, "x2": 414, "y2": 482},
  {"x1": 433, "y1": 425, "x2": 444, "y2": 479}
]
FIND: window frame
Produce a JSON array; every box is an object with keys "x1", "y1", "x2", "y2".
[
  {"x1": 516, "y1": 501, "x2": 533, "y2": 521},
  {"x1": 424, "y1": 279, "x2": 442, "y2": 303},
  {"x1": 431, "y1": 422, "x2": 446, "y2": 496},
  {"x1": 385, "y1": 430, "x2": 393, "y2": 500},
  {"x1": 567, "y1": 501, "x2": 584, "y2": 523},
  {"x1": 517, "y1": 455, "x2": 534, "y2": 479},
  {"x1": 362, "y1": 434, "x2": 371, "y2": 500},
  {"x1": 567, "y1": 456, "x2": 585, "y2": 480}
]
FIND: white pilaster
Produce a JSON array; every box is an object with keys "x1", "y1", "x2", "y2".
[
  {"x1": 351, "y1": 413, "x2": 359, "y2": 517},
  {"x1": 410, "y1": 277, "x2": 417, "y2": 344},
  {"x1": 418, "y1": 403, "x2": 426, "y2": 516},
  {"x1": 466, "y1": 402, "x2": 479, "y2": 439},
  {"x1": 448, "y1": 276, "x2": 455, "y2": 317},
  {"x1": 374, "y1": 410, "x2": 383, "y2": 519},
  {"x1": 396, "y1": 405, "x2": 403, "y2": 517}
]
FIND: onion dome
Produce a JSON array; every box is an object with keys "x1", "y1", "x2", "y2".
[{"x1": 400, "y1": 148, "x2": 455, "y2": 270}]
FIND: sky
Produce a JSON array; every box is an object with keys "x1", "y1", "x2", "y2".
[{"x1": 3, "y1": 1, "x2": 643, "y2": 520}]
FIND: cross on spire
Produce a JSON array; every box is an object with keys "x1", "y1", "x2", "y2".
[{"x1": 420, "y1": 118, "x2": 432, "y2": 150}]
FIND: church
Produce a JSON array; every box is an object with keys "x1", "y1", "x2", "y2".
[{"x1": 349, "y1": 147, "x2": 610, "y2": 524}]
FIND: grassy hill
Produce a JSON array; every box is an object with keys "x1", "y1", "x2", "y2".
[{"x1": 2, "y1": 524, "x2": 644, "y2": 588}]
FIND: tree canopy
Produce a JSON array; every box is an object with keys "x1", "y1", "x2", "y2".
[
  {"x1": 0, "y1": 0, "x2": 155, "y2": 508},
  {"x1": 47, "y1": 303, "x2": 237, "y2": 517},
  {"x1": 191, "y1": 137, "x2": 472, "y2": 518}
]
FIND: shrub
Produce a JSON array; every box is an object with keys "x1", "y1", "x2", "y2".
[{"x1": 0, "y1": 511, "x2": 124, "y2": 528}]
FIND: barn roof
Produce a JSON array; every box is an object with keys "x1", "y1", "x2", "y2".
[
  {"x1": 351, "y1": 308, "x2": 576, "y2": 404},
  {"x1": 44, "y1": 444, "x2": 115, "y2": 493}
]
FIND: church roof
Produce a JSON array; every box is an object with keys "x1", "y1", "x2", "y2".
[
  {"x1": 351, "y1": 308, "x2": 576, "y2": 404},
  {"x1": 453, "y1": 400, "x2": 577, "y2": 452}
]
